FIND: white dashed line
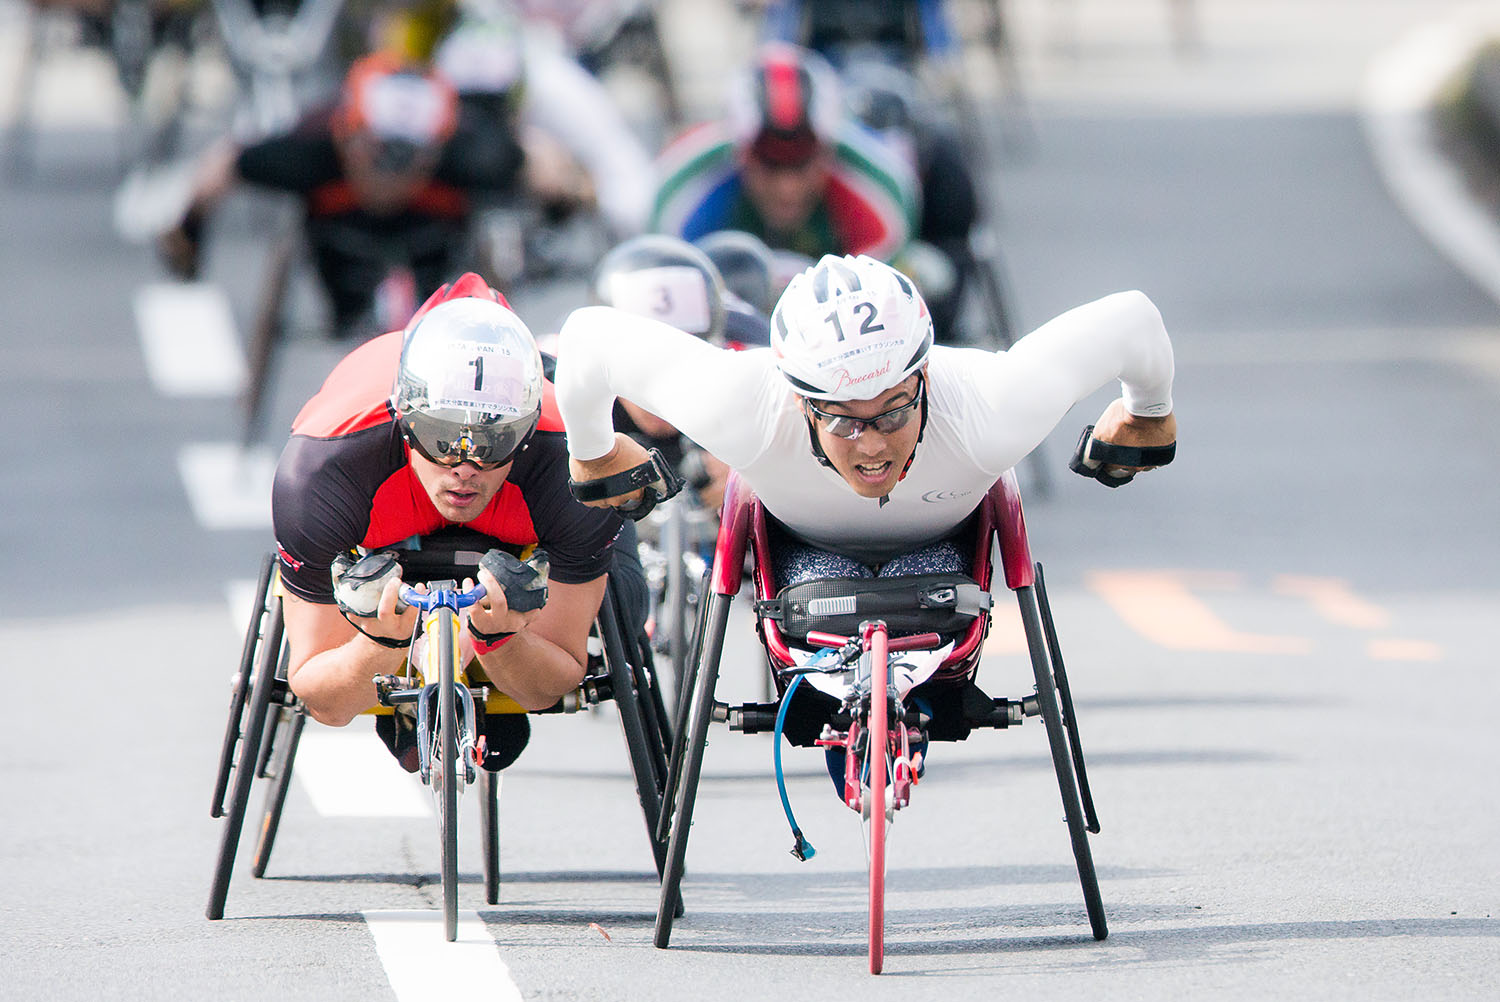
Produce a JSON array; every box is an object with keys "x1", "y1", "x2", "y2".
[
  {"x1": 134, "y1": 282, "x2": 247, "y2": 397},
  {"x1": 364, "y1": 910, "x2": 524, "y2": 1002},
  {"x1": 178, "y1": 442, "x2": 276, "y2": 530},
  {"x1": 294, "y1": 728, "x2": 433, "y2": 818}
]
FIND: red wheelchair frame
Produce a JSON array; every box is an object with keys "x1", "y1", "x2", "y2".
[{"x1": 652, "y1": 468, "x2": 1106, "y2": 972}]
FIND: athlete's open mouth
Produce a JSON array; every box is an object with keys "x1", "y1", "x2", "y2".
[{"x1": 853, "y1": 461, "x2": 892, "y2": 483}]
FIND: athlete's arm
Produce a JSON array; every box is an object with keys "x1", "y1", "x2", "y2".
[
  {"x1": 282, "y1": 577, "x2": 418, "y2": 728},
  {"x1": 468, "y1": 572, "x2": 603, "y2": 710},
  {"x1": 956, "y1": 290, "x2": 1175, "y2": 473},
  {"x1": 555, "y1": 306, "x2": 778, "y2": 469},
  {"x1": 521, "y1": 44, "x2": 654, "y2": 236}
]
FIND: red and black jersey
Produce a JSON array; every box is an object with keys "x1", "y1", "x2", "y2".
[
  {"x1": 234, "y1": 103, "x2": 525, "y2": 222},
  {"x1": 272, "y1": 331, "x2": 622, "y2": 604}
]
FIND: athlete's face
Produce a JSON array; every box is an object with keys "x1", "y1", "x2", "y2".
[
  {"x1": 804, "y1": 372, "x2": 924, "y2": 500},
  {"x1": 409, "y1": 451, "x2": 514, "y2": 523},
  {"x1": 742, "y1": 151, "x2": 830, "y2": 234}
]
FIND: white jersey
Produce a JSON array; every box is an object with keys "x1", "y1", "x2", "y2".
[{"x1": 555, "y1": 291, "x2": 1174, "y2": 562}]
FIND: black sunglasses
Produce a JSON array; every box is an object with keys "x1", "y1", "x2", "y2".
[{"x1": 805, "y1": 383, "x2": 924, "y2": 440}]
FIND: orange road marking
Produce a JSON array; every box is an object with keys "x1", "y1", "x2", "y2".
[
  {"x1": 1272, "y1": 575, "x2": 1390, "y2": 630},
  {"x1": 1367, "y1": 638, "x2": 1442, "y2": 661},
  {"x1": 982, "y1": 601, "x2": 1027, "y2": 655},
  {"x1": 1087, "y1": 570, "x2": 1311, "y2": 654}
]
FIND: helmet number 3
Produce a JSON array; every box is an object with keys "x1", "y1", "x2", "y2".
[{"x1": 824, "y1": 302, "x2": 884, "y2": 342}]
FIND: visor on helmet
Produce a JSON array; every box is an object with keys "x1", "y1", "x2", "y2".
[{"x1": 400, "y1": 408, "x2": 535, "y2": 469}]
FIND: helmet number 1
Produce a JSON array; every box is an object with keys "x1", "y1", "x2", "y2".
[
  {"x1": 469, "y1": 355, "x2": 484, "y2": 391},
  {"x1": 824, "y1": 302, "x2": 885, "y2": 342}
]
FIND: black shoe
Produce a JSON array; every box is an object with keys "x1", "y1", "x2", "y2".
[
  {"x1": 156, "y1": 208, "x2": 202, "y2": 281},
  {"x1": 481, "y1": 713, "x2": 530, "y2": 772},
  {"x1": 374, "y1": 711, "x2": 420, "y2": 774}
]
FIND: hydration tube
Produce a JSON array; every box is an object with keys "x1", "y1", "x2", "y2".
[{"x1": 775, "y1": 673, "x2": 816, "y2": 861}]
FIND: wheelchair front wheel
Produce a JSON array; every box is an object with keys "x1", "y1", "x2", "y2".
[
  {"x1": 435, "y1": 614, "x2": 461, "y2": 942},
  {"x1": 864, "y1": 629, "x2": 890, "y2": 975}
]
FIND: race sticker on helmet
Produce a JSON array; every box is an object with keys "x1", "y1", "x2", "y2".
[
  {"x1": 607, "y1": 267, "x2": 712, "y2": 335},
  {"x1": 425, "y1": 340, "x2": 528, "y2": 415}
]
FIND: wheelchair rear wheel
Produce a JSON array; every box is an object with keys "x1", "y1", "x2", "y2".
[
  {"x1": 654, "y1": 588, "x2": 733, "y2": 946},
  {"x1": 1017, "y1": 578, "x2": 1107, "y2": 940},
  {"x1": 207, "y1": 582, "x2": 286, "y2": 919},
  {"x1": 479, "y1": 768, "x2": 500, "y2": 905},
  {"x1": 598, "y1": 587, "x2": 681, "y2": 917},
  {"x1": 212, "y1": 553, "x2": 276, "y2": 818},
  {"x1": 251, "y1": 706, "x2": 305, "y2": 878}
]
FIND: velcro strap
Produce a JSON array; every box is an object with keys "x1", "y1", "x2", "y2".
[
  {"x1": 479, "y1": 548, "x2": 550, "y2": 612},
  {"x1": 1068, "y1": 424, "x2": 1176, "y2": 488},
  {"x1": 332, "y1": 549, "x2": 402, "y2": 618},
  {"x1": 1085, "y1": 435, "x2": 1176, "y2": 469},
  {"x1": 568, "y1": 448, "x2": 684, "y2": 520}
]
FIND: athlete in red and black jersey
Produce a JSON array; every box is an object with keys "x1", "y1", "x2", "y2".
[
  {"x1": 271, "y1": 275, "x2": 632, "y2": 770},
  {"x1": 273, "y1": 334, "x2": 620, "y2": 607},
  {"x1": 158, "y1": 54, "x2": 525, "y2": 337}
]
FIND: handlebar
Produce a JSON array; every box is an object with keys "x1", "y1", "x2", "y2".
[{"x1": 398, "y1": 582, "x2": 487, "y2": 613}]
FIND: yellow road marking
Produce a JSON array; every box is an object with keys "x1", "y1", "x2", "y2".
[
  {"x1": 1087, "y1": 570, "x2": 1311, "y2": 654},
  {"x1": 1273, "y1": 575, "x2": 1390, "y2": 629},
  {"x1": 1367, "y1": 638, "x2": 1443, "y2": 661}
]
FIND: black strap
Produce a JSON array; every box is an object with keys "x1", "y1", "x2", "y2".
[
  {"x1": 345, "y1": 614, "x2": 412, "y2": 649},
  {"x1": 568, "y1": 448, "x2": 684, "y2": 521},
  {"x1": 467, "y1": 619, "x2": 516, "y2": 644},
  {"x1": 1068, "y1": 424, "x2": 1176, "y2": 488}
]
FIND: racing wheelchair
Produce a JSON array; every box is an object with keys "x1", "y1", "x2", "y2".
[
  {"x1": 651, "y1": 469, "x2": 1105, "y2": 973},
  {"x1": 207, "y1": 530, "x2": 677, "y2": 941}
]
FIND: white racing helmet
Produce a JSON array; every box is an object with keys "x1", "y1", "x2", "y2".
[
  {"x1": 770, "y1": 254, "x2": 933, "y2": 401},
  {"x1": 592, "y1": 234, "x2": 728, "y2": 342},
  {"x1": 394, "y1": 293, "x2": 544, "y2": 468}
]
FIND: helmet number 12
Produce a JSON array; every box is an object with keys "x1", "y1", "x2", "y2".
[{"x1": 824, "y1": 302, "x2": 884, "y2": 342}]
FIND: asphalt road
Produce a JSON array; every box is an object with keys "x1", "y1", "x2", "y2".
[{"x1": 2, "y1": 1, "x2": 1498, "y2": 999}]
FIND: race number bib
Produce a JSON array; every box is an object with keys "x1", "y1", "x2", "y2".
[{"x1": 425, "y1": 340, "x2": 528, "y2": 415}]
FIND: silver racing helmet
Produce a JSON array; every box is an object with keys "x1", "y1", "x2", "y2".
[{"x1": 393, "y1": 295, "x2": 544, "y2": 469}]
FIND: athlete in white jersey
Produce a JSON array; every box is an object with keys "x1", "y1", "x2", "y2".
[{"x1": 555, "y1": 254, "x2": 1177, "y2": 565}]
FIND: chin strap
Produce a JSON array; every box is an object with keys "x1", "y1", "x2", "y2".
[
  {"x1": 1068, "y1": 424, "x2": 1177, "y2": 488},
  {"x1": 568, "y1": 447, "x2": 684, "y2": 521}
]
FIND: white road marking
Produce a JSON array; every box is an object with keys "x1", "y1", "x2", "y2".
[
  {"x1": 225, "y1": 578, "x2": 259, "y2": 637},
  {"x1": 363, "y1": 910, "x2": 523, "y2": 1002},
  {"x1": 295, "y1": 728, "x2": 432, "y2": 818},
  {"x1": 1362, "y1": 6, "x2": 1500, "y2": 310},
  {"x1": 134, "y1": 282, "x2": 247, "y2": 396},
  {"x1": 178, "y1": 442, "x2": 276, "y2": 530}
]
